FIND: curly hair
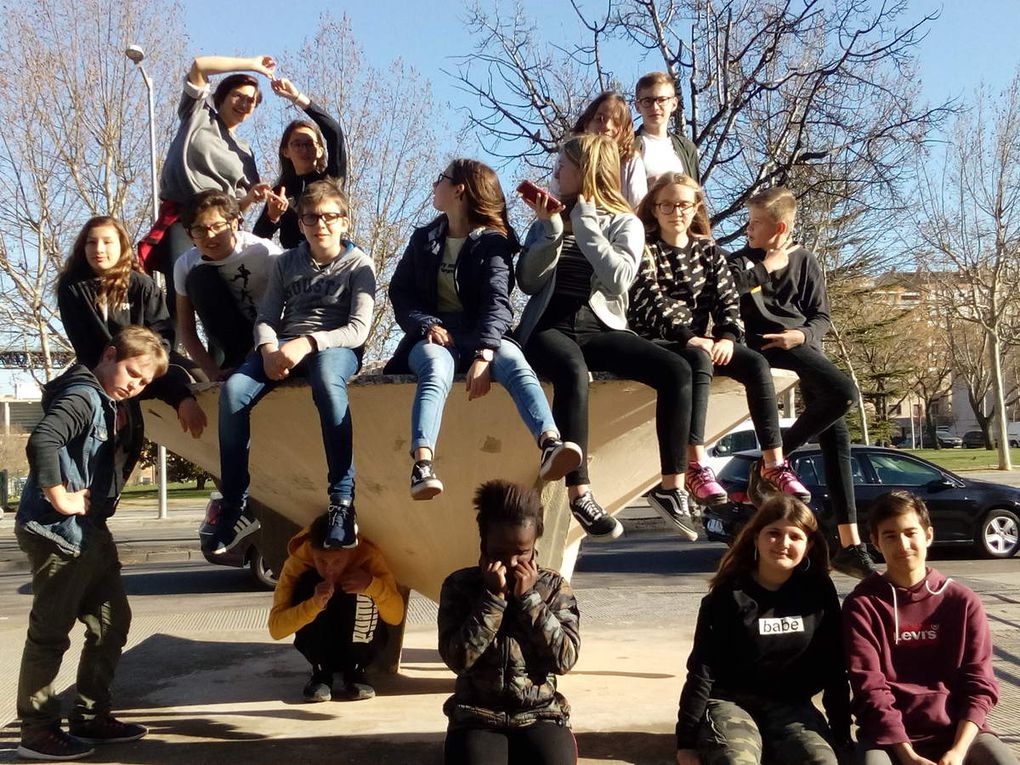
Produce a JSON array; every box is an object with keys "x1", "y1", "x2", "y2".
[
  {"x1": 57, "y1": 216, "x2": 137, "y2": 311},
  {"x1": 474, "y1": 479, "x2": 545, "y2": 544}
]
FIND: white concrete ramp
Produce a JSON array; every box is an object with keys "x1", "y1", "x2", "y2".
[{"x1": 141, "y1": 371, "x2": 796, "y2": 601}]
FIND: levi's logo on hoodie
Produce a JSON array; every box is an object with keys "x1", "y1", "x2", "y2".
[{"x1": 897, "y1": 622, "x2": 939, "y2": 644}]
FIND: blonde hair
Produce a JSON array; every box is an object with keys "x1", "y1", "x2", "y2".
[
  {"x1": 109, "y1": 326, "x2": 169, "y2": 377},
  {"x1": 747, "y1": 186, "x2": 797, "y2": 230},
  {"x1": 637, "y1": 173, "x2": 712, "y2": 240},
  {"x1": 560, "y1": 134, "x2": 633, "y2": 216},
  {"x1": 635, "y1": 71, "x2": 675, "y2": 97}
]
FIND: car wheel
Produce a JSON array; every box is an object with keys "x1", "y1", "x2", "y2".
[
  {"x1": 977, "y1": 508, "x2": 1020, "y2": 559},
  {"x1": 1010, "y1": 440, "x2": 1020, "y2": 448},
  {"x1": 249, "y1": 549, "x2": 278, "y2": 590}
]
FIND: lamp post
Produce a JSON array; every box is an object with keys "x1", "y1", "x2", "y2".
[{"x1": 125, "y1": 44, "x2": 168, "y2": 521}]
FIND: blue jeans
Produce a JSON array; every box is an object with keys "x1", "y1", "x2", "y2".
[
  {"x1": 408, "y1": 339, "x2": 557, "y2": 453},
  {"x1": 219, "y1": 346, "x2": 359, "y2": 507}
]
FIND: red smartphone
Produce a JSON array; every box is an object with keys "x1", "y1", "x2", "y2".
[{"x1": 516, "y1": 180, "x2": 561, "y2": 210}]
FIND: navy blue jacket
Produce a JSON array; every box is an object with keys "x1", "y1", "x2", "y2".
[
  {"x1": 385, "y1": 217, "x2": 517, "y2": 373},
  {"x1": 16, "y1": 366, "x2": 137, "y2": 556}
]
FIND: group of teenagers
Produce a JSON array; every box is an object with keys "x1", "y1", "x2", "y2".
[{"x1": 9, "y1": 52, "x2": 1014, "y2": 765}]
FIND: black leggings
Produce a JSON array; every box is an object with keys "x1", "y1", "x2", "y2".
[
  {"x1": 658, "y1": 341, "x2": 783, "y2": 449},
  {"x1": 444, "y1": 722, "x2": 577, "y2": 765},
  {"x1": 758, "y1": 343, "x2": 859, "y2": 526},
  {"x1": 524, "y1": 306, "x2": 692, "y2": 486}
]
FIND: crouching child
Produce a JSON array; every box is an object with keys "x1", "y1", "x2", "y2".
[
  {"x1": 268, "y1": 514, "x2": 404, "y2": 702},
  {"x1": 15, "y1": 326, "x2": 169, "y2": 761}
]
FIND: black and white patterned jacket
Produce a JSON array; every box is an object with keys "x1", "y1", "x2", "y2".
[{"x1": 628, "y1": 237, "x2": 743, "y2": 345}]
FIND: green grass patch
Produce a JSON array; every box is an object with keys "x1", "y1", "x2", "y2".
[
  {"x1": 119, "y1": 482, "x2": 210, "y2": 501},
  {"x1": 901, "y1": 448, "x2": 1020, "y2": 472}
]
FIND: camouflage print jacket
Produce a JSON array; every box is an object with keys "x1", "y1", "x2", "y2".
[{"x1": 438, "y1": 566, "x2": 581, "y2": 730}]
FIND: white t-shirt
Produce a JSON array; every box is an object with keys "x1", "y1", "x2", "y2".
[
  {"x1": 640, "y1": 133, "x2": 687, "y2": 184},
  {"x1": 173, "y1": 230, "x2": 283, "y2": 320}
]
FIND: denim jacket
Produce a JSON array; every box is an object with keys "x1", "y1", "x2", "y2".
[{"x1": 16, "y1": 367, "x2": 118, "y2": 557}]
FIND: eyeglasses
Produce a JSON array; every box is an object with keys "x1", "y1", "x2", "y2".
[
  {"x1": 434, "y1": 172, "x2": 454, "y2": 186},
  {"x1": 299, "y1": 212, "x2": 345, "y2": 227},
  {"x1": 187, "y1": 220, "x2": 232, "y2": 237},
  {"x1": 655, "y1": 201, "x2": 697, "y2": 214},
  {"x1": 289, "y1": 140, "x2": 317, "y2": 150},
  {"x1": 636, "y1": 95, "x2": 676, "y2": 109},
  {"x1": 230, "y1": 92, "x2": 257, "y2": 107}
]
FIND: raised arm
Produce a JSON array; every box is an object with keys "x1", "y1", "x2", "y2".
[
  {"x1": 438, "y1": 573, "x2": 506, "y2": 674},
  {"x1": 571, "y1": 199, "x2": 642, "y2": 296},
  {"x1": 508, "y1": 572, "x2": 580, "y2": 674},
  {"x1": 187, "y1": 55, "x2": 276, "y2": 89},
  {"x1": 272, "y1": 79, "x2": 348, "y2": 182}
]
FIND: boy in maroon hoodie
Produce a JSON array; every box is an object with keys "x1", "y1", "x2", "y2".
[{"x1": 843, "y1": 492, "x2": 1016, "y2": 765}]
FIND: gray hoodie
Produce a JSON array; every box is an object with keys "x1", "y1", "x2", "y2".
[
  {"x1": 514, "y1": 199, "x2": 644, "y2": 346},
  {"x1": 254, "y1": 241, "x2": 375, "y2": 351}
]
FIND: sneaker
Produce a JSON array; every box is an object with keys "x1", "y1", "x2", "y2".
[
  {"x1": 324, "y1": 500, "x2": 358, "y2": 550},
  {"x1": 569, "y1": 492, "x2": 623, "y2": 540},
  {"x1": 410, "y1": 460, "x2": 443, "y2": 500},
  {"x1": 538, "y1": 438, "x2": 583, "y2": 481},
  {"x1": 69, "y1": 714, "x2": 147, "y2": 744},
  {"x1": 207, "y1": 504, "x2": 260, "y2": 556},
  {"x1": 831, "y1": 543, "x2": 878, "y2": 580},
  {"x1": 750, "y1": 459, "x2": 812, "y2": 504},
  {"x1": 303, "y1": 669, "x2": 333, "y2": 702},
  {"x1": 684, "y1": 462, "x2": 729, "y2": 507},
  {"x1": 17, "y1": 726, "x2": 94, "y2": 761},
  {"x1": 338, "y1": 668, "x2": 375, "y2": 701},
  {"x1": 647, "y1": 486, "x2": 698, "y2": 542}
]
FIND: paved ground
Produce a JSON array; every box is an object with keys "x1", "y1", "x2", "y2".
[{"x1": 0, "y1": 483, "x2": 1017, "y2": 763}]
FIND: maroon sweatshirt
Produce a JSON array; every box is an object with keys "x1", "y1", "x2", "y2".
[{"x1": 842, "y1": 568, "x2": 999, "y2": 747}]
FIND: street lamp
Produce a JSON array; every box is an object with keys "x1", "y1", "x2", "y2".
[{"x1": 125, "y1": 43, "x2": 168, "y2": 520}]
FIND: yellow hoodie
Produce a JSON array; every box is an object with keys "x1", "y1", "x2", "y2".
[{"x1": 268, "y1": 526, "x2": 405, "y2": 640}]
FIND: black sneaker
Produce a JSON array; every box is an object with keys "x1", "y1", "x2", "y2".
[
  {"x1": 410, "y1": 460, "x2": 443, "y2": 500},
  {"x1": 831, "y1": 543, "x2": 878, "y2": 580},
  {"x1": 17, "y1": 726, "x2": 94, "y2": 761},
  {"x1": 302, "y1": 669, "x2": 333, "y2": 703},
  {"x1": 69, "y1": 714, "x2": 147, "y2": 744},
  {"x1": 208, "y1": 504, "x2": 260, "y2": 556},
  {"x1": 338, "y1": 668, "x2": 375, "y2": 701},
  {"x1": 646, "y1": 486, "x2": 699, "y2": 542},
  {"x1": 569, "y1": 492, "x2": 623, "y2": 540},
  {"x1": 538, "y1": 438, "x2": 583, "y2": 481},
  {"x1": 324, "y1": 500, "x2": 358, "y2": 550}
]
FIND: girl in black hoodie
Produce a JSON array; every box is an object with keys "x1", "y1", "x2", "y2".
[{"x1": 675, "y1": 495, "x2": 850, "y2": 765}]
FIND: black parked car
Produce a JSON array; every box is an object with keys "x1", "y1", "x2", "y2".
[
  {"x1": 963, "y1": 430, "x2": 987, "y2": 449},
  {"x1": 703, "y1": 446, "x2": 1020, "y2": 559}
]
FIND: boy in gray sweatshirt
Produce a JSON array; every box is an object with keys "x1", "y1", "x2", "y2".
[{"x1": 208, "y1": 179, "x2": 376, "y2": 554}]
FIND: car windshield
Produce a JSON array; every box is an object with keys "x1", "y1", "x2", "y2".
[{"x1": 866, "y1": 453, "x2": 943, "y2": 486}]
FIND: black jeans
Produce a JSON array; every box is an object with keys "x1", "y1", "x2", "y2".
[
  {"x1": 292, "y1": 571, "x2": 385, "y2": 676},
  {"x1": 185, "y1": 263, "x2": 257, "y2": 370},
  {"x1": 524, "y1": 302, "x2": 692, "y2": 486},
  {"x1": 758, "y1": 343, "x2": 859, "y2": 526},
  {"x1": 444, "y1": 722, "x2": 577, "y2": 765},
  {"x1": 658, "y1": 341, "x2": 783, "y2": 449}
]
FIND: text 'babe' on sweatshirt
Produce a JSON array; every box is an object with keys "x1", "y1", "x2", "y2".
[
  {"x1": 254, "y1": 240, "x2": 376, "y2": 352},
  {"x1": 676, "y1": 570, "x2": 850, "y2": 749},
  {"x1": 842, "y1": 568, "x2": 999, "y2": 747}
]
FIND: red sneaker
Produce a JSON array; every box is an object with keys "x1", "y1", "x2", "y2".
[
  {"x1": 759, "y1": 460, "x2": 812, "y2": 503},
  {"x1": 684, "y1": 462, "x2": 728, "y2": 506}
]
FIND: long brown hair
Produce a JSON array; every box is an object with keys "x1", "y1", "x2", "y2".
[
  {"x1": 637, "y1": 172, "x2": 712, "y2": 241},
  {"x1": 560, "y1": 134, "x2": 632, "y2": 217},
  {"x1": 572, "y1": 92, "x2": 636, "y2": 161},
  {"x1": 711, "y1": 495, "x2": 831, "y2": 590},
  {"x1": 444, "y1": 159, "x2": 519, "y2": 249},
  {"x1": 58, "y1": 216, "x2": 137, "y2": 309}
]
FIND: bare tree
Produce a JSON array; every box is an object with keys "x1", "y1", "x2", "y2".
[
  {"x1": 452, "y1": 0, "x2": 949, "y2": 243},
  {"x1": 0, "y1": 0, "x2": 186, "y2": 381},
  {"x1": 915, "y1": 72, "x2": 1020, "y2": 469}
]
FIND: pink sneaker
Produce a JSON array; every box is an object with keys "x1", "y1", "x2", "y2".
[
  {"x1": 758, "y1": 460, "x2": 812, "y2": 503},
  {"x1": 684, "y1": 462, "x2": 728, "y2": 506}
]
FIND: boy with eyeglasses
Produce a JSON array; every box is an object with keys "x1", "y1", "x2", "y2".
[
  {"x1": 213, "y1": 179, "x2": 376, "y2": 553},
  {"x1": 633, "y1": 72, "x2": 701, "y2": 185},
  {"x1": 175, "y1": 189, "x2": 282, "y2": 382}
]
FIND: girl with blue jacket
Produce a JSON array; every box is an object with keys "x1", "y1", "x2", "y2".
[{"x1": 386, "y1": 159, "x2": 580, "y2": 500}]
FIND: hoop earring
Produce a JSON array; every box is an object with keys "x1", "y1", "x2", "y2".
[
  {"x1": 753, "y1": 547, "x2": 759, "y2": 561},
  {"x1": 800, "y1": 556, "x2": 812, "y2": 572}
]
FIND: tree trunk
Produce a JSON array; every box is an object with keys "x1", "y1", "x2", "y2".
[
  {"x1": 989, "y1": 331, "x2": 1013, "y2": 470},
  {"x1": 924, "y1": 407, "x2": 940, "y2": 450}
]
